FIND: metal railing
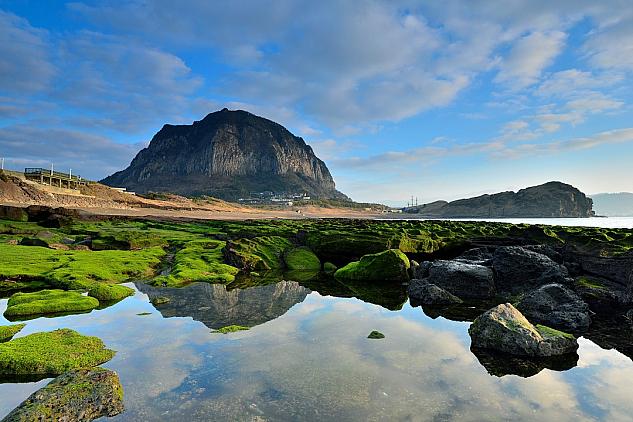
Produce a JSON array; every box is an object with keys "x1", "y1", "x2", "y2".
[{"x1": 24, "y1": 168, "x2": 84, "y2": 182}]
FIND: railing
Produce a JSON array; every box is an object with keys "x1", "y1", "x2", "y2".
[{"x1": 24, "y1": 168, "x2": 84, "y2": 182}]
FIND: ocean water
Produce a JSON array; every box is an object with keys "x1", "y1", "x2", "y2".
[
  {"x1": 1, "y1": 280, "x2": 633, "y2": 421},
  {"x1": 386, "y1": 216, "x2": 633, "y2": 229}
]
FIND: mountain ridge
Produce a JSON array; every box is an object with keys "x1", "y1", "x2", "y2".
[{"x1": 102, "y1": 109, "x2": 348, "y2": 201}]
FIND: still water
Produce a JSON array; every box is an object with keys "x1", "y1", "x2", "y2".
[{"x1": 1, "y1": 279, "x2": 633, "y2": 421}]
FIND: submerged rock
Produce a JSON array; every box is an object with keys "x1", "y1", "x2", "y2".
[
  {"x1": 468, "y1": 303, "x2": 578, "y2": 357},
  {"x1": 516, "y1": 283, "x2": 591, "y2": 332},
  {"x1": 408, "y1": 279, "x2": 463, "y2": 305},
  {"x1": 334, "y1": 249, "x2": 410, "y2": 282},
  {"x1": 425, "y1": 260, "x2": 495, "y2": 299},
  {"x1": 493, "y1": 246, "x2": 569, "y2": 293},
  {"x1": 367, "y1": 330, "x2": 385, "y2": 339},
  {"x1": 3, "y1": 367, "x2": 124, "y2": 422}
]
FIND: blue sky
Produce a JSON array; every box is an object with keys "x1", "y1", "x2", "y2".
[{"x1": 1, "y1": 0, "x2": 632, "y2": 205}]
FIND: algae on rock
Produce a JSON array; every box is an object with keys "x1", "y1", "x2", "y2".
[
  {"x1": 335, "y1": 249, "x2": 410, "y2": 282},
  {"x1": 0, "y1": 324, "x2": 25, "y2": 342},
  {"x1": 4, "y1": 290, "x2": 99, "y2": 318}
]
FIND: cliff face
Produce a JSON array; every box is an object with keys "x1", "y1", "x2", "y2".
[
  {"x1": 408, "y1": 182, "x2": 595, "y2": 218},
  {"x1": 102, "y1": 109, "x2": 347, "y2": 200}
]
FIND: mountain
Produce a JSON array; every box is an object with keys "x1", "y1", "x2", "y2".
[
  {"x1": 102, "y1": 109, "x2": 348, "y2": 200},
  {"x1": 406, "y1": 182, "x2": 594, "y2": 218},
  {"x1": 590, "y1": 192, "x2": 633, "y2": 217}
]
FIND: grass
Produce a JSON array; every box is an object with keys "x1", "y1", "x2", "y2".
[
  {"x1": 0, "y1": 329, "x2": 115, "y2": 376},
  {"x1": 335, "y1": 249, "x2": 410, "y2": 282},
  {"x1": 214, "y1": 325, "x2": 250, "y2": 334},
  {"x1": 0, "y1": 324, "x2": 25, "y2": 342},
  {"x1": 5, "y1": 290, "x2": 100, "y2": 318}
]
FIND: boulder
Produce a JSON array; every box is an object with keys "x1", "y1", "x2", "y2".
[
  {"x1": 3, "y1": 368, "x2": 124, "y2": 422},
  {"x1": 408, "y1": 279, "x2": 463, "y2": 305},
  {"x1": 469, "y1": 303, "x2": 578, "y2": 357},
  {"x1": 411, "y1": 260, "x2": 431, "y2": 279},
  {"x1": 574, "y1": 276, "x2": 628, "y2": 312},
  {"x1": 455, "y1": 247, "x2": 494, "y2": 265},
  {"x1": 516, "y1": 284, "x2": 591, "y2": 332},
  {"x1": 425, "y1": 260, "x2": 495, "y2": 299},
  {"x1": 334, "y1": 249, "x2": 410, "y2": 282},
  {"x1": 493, "y1": 246, "x2": 569, "y2": 293}
]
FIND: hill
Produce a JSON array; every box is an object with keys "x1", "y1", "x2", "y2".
[
  {"x1": 591, "y1": 192, "x2": 633, "y2": 217},
  {"x1": 405, "y1": 182, "x2": 594, "y2": 218},
  {"x1": 102, "y1": 109, "x2": 348, "y2": 201}
]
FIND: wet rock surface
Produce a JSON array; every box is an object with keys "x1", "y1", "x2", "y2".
[
  {"x1": 493, "y1": 246, "x2": 569, "y2": 293},
  {"x1": 424, "y1": 260, "x2": 495, "y2": 299},
  {"x1": 516, "y1": 283, "x2": 591, "y2": 332},
  {"x1": 3, "y1": 367, "x2": 124, "y2": 422}
]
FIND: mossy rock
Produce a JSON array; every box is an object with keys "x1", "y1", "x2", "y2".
[
  {"x1": 3, "y1": 367, "x2": 124, "y2": 421},
  {"x1": 87, "y1": 283, "x2": 134, "y2": 302},
  {"x1": 224, "y1": 236, "x2": 292, "y2": 270},
  {"x1": 323, "y1": 262, "x2": 337, "y2": 273},
  {"x1": 214, "y1": 325, "x2": 250, "y2": 334},
  {"x1": 368, "y1": 330, "x2": 385, "y2": 339},
  {"x1": 0, "y1": 329, "x2": 115, "y2": 376},
  {"x1": 0, "y1": 324, "x2": 25, "y2": 342},
  {"x1": 4, "y1": 290, "x2": 100, "y2": 318},
  {"x1": 334, "y1": 249, "x2": 410, "y2": 282},
  {"x1": 284, "y1": 247, "x2": 321, "y2": 271}
]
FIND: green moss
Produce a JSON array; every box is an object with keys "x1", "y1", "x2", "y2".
[
  {"x1": 4, "y1": 290, "x2": 99, "y2": 318},
  {"x1": 152, "y1": 239, "x2": 238, "y2": 287},
  {"x1": 151, "y1": 296, "x2": 171, "y2": 305},
  {"x1": 367, "y1": 331, "x2": 385, "y2": 339},
  {"x1": 536, "y1": 324, "x2": 575, "y2": 340},
  {"x1": 335, "y1": 249, "x2": 410, "y2": 282},
  {"x1": 87, "y1": 283, "x2": 134, "y2": 302},
  {"x1": 323, "y1": 262, "x2": 337, "y2": 273},
  {"x1": 284, "y1": 247, "x2": 321, "y2": 270},
  {"x1": 0, "y1": 324, "x2": 25, "y2": 342},
  {"x1": 576, "y1": 276, "x2": 607, "y2": 290},
  {"x1": 0, "y1": 329, "x2": 115, "y2": 376},
  {"x1": 224, "y1": 236, "x2": 293, "y2": 270},
  {"x1": 214, "y1": 325, "x2": 250, "y2": 334}
]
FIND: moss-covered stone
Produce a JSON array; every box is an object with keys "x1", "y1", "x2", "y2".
[
  {"x1": 323, "y1": 262, "x2": 337, "y2": 273},
  {"x1": 284, "y1": 247, "x2": 321, "y2": 270},
  {"x1": 0, "y1": 324, "x2": 25, "y2": 342},
  {"x1": 224, "y1": 236, "x2": 293, "y2": 270},
  {"x1": 3, "y1": 367, "x2": 124, "y2": 421},
  {"x1": 0, "y1": 329, "x2": 115, "y2": 376},
  {"x1": 87, "y1": 283, "x2": 134, "y2": 302},
  {"x1": 334, "y1": 249, "x2": 410, "y2": 282},
  {"x1": 214, "y1": 325, "x2": 250, "y2": 334},
  {"x1": 367, "y1": 330, "x2": 385, "y2": 339},
  {"x1": 4, "y1": 290, "x2": 100, "y2": 318}
]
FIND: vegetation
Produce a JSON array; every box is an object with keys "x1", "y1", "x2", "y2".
[
  {"x1": 536, "y1": 324, "x2": 576, "y2": 340},
  {"x1": 0, "y1": 324, "x2": 25, "y2": 342},
  {"x1": 224, "y1": 236, "x2": 293, "y2": 270},
  {"x1": 87, "y1": 283, "x2": 135, "y2": 302},
  {"x1": 4, "y1": 290, "x2": 99, "y2": 318},
  {"x1": 335, "y1": 249, "x2": 410, "y2": 282},
  {"x1": 214, "y1": 325, "x2": 250, "y2": 334},
  {"x1": 0, "y1": 329, "x2": 115, "y2": 376},
  {"x1": 151, "y1": 296, "x2": 171, "y2": 305},
  {"x1": 284, "y1": 247, "x2": 321, "y2": 270}
]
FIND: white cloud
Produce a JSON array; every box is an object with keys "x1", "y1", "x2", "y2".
[{"x1": 494, "y1": 31, "x2": 567, "y2": 89}]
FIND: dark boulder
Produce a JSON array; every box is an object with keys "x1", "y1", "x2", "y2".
[
  {"x1": 408, "y1": 279, "x2": 463, "y2": 305},
  {"x1": 574, "y1": 276, "x2": 629, "y2": 312},
  {"x1": 425, "y1": 260, "x2": 495, "y2": 299},
  {"x1": 493, "y1": 246, "x2": 569, "y2": 293},
  {"x1": 3, "y1": 367, "x2": 124, "y2": 422},
  {"x1": 516, "y1": 283, "x2": 591, "y2": 332},
  {"x1": 469, "y1": 303, "x2": 578, "y2": 357},
  {"x1": 563, "y1": 248, "x2": 633, "y2": 298},
  {"x1": 455, "y1": 247, "x2": 494, "y2": 266},
  {"x1": 411, "y1": 260, "x2": 432, "y2": 279}
]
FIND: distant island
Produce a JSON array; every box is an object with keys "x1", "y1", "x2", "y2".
[
  {"x1": 590, "y1": 193, "x2": 633, "y2": 217},
  {"x1": 102, "y1": 109, "x2": 349, "y2": 201},
  {"x1": 403, "y1": 181, "x2": 595, "y2": 218}
]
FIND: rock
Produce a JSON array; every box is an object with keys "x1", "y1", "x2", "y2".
[
  {"x1": 367, "y1": 330, "x2": 385, "y2": 339},
  {"x1": 18, "y1": 237, "x2": 49, "y2": 248},
  {"x1": 0, "y1": 205, "x2": 28, "y2": 222},
  {"x1": 4, "y1": 290, "x2": 100, "y2": 318},
  {"x1": 574, "y1": 276, "x2": 628, "y2": 312},
  {"x1": 411, "y1": 261, "x2": 432, "y2": 279},
  {"x1": 425, "y1": 260, "x2": 495, "y2": 299},
  {"x1": 3, "y1": 367, "x2": 124, "y2": 421},
  {"x1": 408, "y1": 279, "x2": 463, "y2": 305},
  {"x1": 284, "y1": 247, "x2": 321, "y2": 271},
  {"x1": 516, "y1": 284, "x2": 591, "y2": 332},
  {"x1": 334, "y1": 249, "x2": 410, "y2": 282},
  {"x1": 101, "y1": 109, "x2": 348, "y2": 201},
  {"x1": 455, "y1": 247, "x2": 494, "y2": 265},
  {"x1": 523, "y1": 244, "x2": 563, "y2": 263},
  {"x1": 563, "y1": 248, "x2": 633, "y2": 296},
  {"x1": 323, "y1": 262, "x2": 337, "y2": 273},
  {"x1": 493, "y1": 246, "x2": 569, "y2": 293},
  {"x1": 151, "y1": 296, "x2": 171, "y2": 305},
  {"x1": 468, "y1": 303, "x2": 578, "y2": 357}
]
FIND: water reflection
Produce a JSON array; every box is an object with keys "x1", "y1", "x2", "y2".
[{"x1": 1, "y1": 281, "x2": 633, "y2": 421}]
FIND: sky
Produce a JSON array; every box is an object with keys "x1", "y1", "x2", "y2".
[{"x1": 0, "y1": 0, "x2": 632, "y2": 206}]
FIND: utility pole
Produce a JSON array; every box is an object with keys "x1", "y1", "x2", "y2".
[
  {"x1": 1, "y1": 157, "x2": 4, "y2": 171},
  {"x1": 51, "y1": 163, "x2": 54, "y2": 176}
]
